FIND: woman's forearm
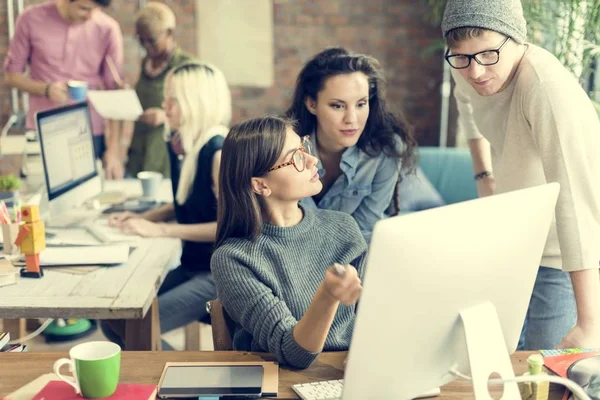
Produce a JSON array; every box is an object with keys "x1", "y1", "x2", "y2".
[
  {"x1": 161, "y1": 221, "x2": 217, "y2": 242},
  {"x1": 292, "y1": 284, "x2": 339, "y2": 352},
  {"x1": 140, "y1": 203, "x2": 175, "y2": 222}
]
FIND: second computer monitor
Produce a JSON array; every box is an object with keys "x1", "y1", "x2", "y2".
[
  {"x1": 343, "y1": 183, "x2": 560, "y2": 400},
  {"x1": 36, "y1": 102, "x2": 101, "y2": 223}
]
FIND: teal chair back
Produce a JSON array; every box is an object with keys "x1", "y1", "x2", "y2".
[{"x1": 418, "y1": 147, "x2": 478, "y2": 205}]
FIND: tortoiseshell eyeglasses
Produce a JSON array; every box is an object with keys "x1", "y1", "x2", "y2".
[{"x1": 268, "y1": 136, "x2": 315, "y2": 172}]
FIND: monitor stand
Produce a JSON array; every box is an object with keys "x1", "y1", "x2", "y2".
[{"x1": 460, "y1": 301, "x2": 520, "y2": 399}]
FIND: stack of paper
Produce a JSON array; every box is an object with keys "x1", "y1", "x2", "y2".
[
  {"x1": 0, "y1": 258, "x2": 18, "y2": 287},
  {"x1": 0, "y1": 332, "x2": 10, "y2": 348},
  {"x1": 16, "y1": 244, "x2": 130, "y2": 266}
]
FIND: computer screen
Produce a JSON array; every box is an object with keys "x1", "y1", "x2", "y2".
[
  {"x1": 37, "y1": 103, "x2": 96, "y2": 200},
  {"x1": 342, "y1": 183, "x2": 560, "y2": 400},
  {"x1": 36, "y1": 102, "x2": 101, "y2": 223}
]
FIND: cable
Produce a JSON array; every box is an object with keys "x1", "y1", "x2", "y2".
[
  {"x1": 449, "y1": 368, "x2": 592, "y2": 400},
  {"x1": 7, "y1": 318, "x2": 54, "y2": 345}
]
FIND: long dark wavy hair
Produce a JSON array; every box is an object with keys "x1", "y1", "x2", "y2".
[
  {"x1": 215, "y1": 116, "x2": 291, "y2": 248},
  {"x1": 285, "y1": 47, "x2": 417, "y2": 167},
  {"x1": 285, "y1": 48, "x2": 417, "y2": 213}
]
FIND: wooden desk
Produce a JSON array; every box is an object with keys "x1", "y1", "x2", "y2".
[
  {"x1": 0, "y1": 351, "x2": 565, "y2": 399},
  {"x1": 0, "y1": 179, "x2": 180, "y2": 351}
]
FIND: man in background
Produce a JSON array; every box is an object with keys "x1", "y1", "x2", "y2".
[{"x1": 4, "y1": 0, "x2": 125, "y2": 179}]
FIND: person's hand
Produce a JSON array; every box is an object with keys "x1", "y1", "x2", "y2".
[
  {"x1": 47, "y1": 82, "x2": 69, "y2": 104},
  {"x1": 108, "y1": 211, "x2": 138, "y2": 228},
  {"x1": 103, "y1": 149, "x2": 125, "y2": 180},
  {"x1": 139, "y1": 108, "x2": 166, "y2": 127},
  {"x1": 321, "y1": 263, "x2": 362, "y2": 306},
  {"x1": 119, "y1": 218, "x2": 167, "y2": 237},
  {"x1": 557, "y1": 323, "x2": 600, "y2": 349},
  {"x1": 476, "y1": 175, "x2": 495, "y2": 197}
]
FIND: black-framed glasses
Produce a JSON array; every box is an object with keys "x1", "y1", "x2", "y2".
[
  {"x1": 445, "y1": 37, "x2": 510, "y2": 69},
  {"x1": 268, "y1": 136, "x2": 315, "y2": 172}
]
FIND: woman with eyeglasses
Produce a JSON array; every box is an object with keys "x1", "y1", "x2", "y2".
[
  {"x1": 211, "y1": 116, "x2": 367, "y2": 368},
  {"x1": 124, "y1": 2, "x2": 195, "y2": 178},
  {"x1": 285, "y1": 48, "x2": 418, "y2": 243},
  {"x1": 101, "y1": 62, "x2": 231, "y2": 350}
]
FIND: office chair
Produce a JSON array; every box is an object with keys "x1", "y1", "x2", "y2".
[{"x1": 207, "y1": 299, "x2": 233, "y2": 351}]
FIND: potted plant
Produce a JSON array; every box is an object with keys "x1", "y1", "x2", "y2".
[{"x1": 0, "y1": 174, "x2": 21, "y2": 203}]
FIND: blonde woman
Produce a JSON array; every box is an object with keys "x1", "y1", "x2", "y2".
[
  {"x1": 101, "y1": 62, "x2": 231, "y2": 349},
  {"x1": 126, "y1": 2, "x2": 194, "y2": 177}
]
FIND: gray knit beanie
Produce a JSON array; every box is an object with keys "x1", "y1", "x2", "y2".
[{"x1": 441, "y1": 0, "x2": 527, "y2": 44}]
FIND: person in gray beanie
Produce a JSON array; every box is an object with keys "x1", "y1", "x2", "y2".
[
  {"x1": 441, "y1": 0, "x2": 600, "y2": 351},
  {"x1": 442, "y1": 0, "x2": 527, "y2": 44}
]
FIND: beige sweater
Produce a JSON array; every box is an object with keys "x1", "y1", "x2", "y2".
[{"x1": 452, "y1": 44, "x2": 600, "y2": 272}]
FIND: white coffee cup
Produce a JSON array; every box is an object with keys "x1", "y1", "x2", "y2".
[{"x1": 137, "y1": 171, "x2": 163, "y2": 200}]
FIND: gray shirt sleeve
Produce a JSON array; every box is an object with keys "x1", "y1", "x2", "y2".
[{"x1": 211, "y1": 248, "x2": 320, "y2": 368}]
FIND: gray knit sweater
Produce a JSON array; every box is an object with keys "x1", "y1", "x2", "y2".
[{"x1": 210, "y1": 206, "x2": 367, "y2": 369}]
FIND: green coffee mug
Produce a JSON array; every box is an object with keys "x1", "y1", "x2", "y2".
[{"x1": 53, "y1": 341, "x2": 121, "y2": 398}]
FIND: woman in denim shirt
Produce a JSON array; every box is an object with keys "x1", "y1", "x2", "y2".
[{"x1": 286, "y1": 48, "x2": 417, "y2": 243}]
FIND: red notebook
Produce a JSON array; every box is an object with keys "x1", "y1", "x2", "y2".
[
  {"x1": 543, "y1": 351, "x2": 600, "y2": 400},
  {"x1": 543, "y1": 350, "x2": 600, "y2": 378},
  {"x1": 32, "y1": 381, "x2": 156, "y2": 400}
]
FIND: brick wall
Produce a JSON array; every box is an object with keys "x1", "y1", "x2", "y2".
[{"x1": 0, "y1": 0, "x2": 444, "y2": 145}]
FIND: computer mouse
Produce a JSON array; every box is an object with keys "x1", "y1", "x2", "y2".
[{"x1": 567, "y1": 355, "x2": 600, "y2": 400}]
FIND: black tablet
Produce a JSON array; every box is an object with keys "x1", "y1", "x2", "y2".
[{"x1": 157, "y1": 365, "x2": 264, "y2": 399}]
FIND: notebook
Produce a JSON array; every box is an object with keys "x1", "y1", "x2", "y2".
[
  {"x1": 542, "y1": 349, "x2": 600, "y2": 400},
  {"x1": 0, "y1": 332, "x2": 10, "y2": 349},
  {"x1": 543, "y1": 349, "x2": 600, "y2": 378},
  {"x1": 32, "y1": 381, "x2": 156, "y2": 400},
  {"x1": 1, "y1": 343, "x2": 26, "y2": 352}
]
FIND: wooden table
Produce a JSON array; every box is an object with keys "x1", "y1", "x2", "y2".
[
  {"x1": 0, "y1": 179, "x2": 181, "y2": 351},
  {"x1": 0, "y1": 351, "x2": 565, "y2": 399}
]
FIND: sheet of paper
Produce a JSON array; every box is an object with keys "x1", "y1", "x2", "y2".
[
  {"x1": 87, "y1": 89, "x2": 143, "y2": 120},
  {"x1": 17, "y1": 244, "x2": 130, "y2": 266},
  {"x1": 0, "y1": 136, "x2": 26, "y2": 155}
]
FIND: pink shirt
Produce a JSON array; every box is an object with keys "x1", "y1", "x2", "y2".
[{"x1": 3, "y1": 1, "x2": 124, "y2": 136}]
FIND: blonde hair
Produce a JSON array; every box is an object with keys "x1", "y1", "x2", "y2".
[
  {"x1": 135, "y1": 2, "x2": 176, "y2": 35},
  {"x1": 165, "y1": 62, "x2": 232, "y2": 205}
]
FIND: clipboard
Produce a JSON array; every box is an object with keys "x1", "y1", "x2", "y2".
[{"x1": 157, "y1": 361, "x2": 279, "y2": 397}]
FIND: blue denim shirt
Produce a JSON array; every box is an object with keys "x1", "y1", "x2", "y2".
[{"x1": 300, "y1": 134, "x2": 401, "y2": 244}]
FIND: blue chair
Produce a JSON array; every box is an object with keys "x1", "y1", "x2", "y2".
[
  {"x1": 397, "y1": 147, "x2": 478, "y2": 213},
  {"x1": 418, "y1": 146, "x2": 478, "y2": 205}
]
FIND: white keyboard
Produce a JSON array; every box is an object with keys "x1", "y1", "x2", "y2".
[
  {"x1": 81, "y1": 220, "x2": 111, "y2": 243},
  {"x1": 81, "y1": 219, "x2": 139, "y2": 244},
  {"x1": 291, "y1": 379, "x2": 441, "y2": 400},
  {"x1": 292, "y1": 379, "x2": 343, "y2": 400}
]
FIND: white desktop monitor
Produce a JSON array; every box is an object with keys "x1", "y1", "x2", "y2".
[
  {"x1": 35, "y1": 102, "x2": 101, "y2": 223},
  {"x1": 342, "y1": 183, "x2": 560, "y2": 400}
]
